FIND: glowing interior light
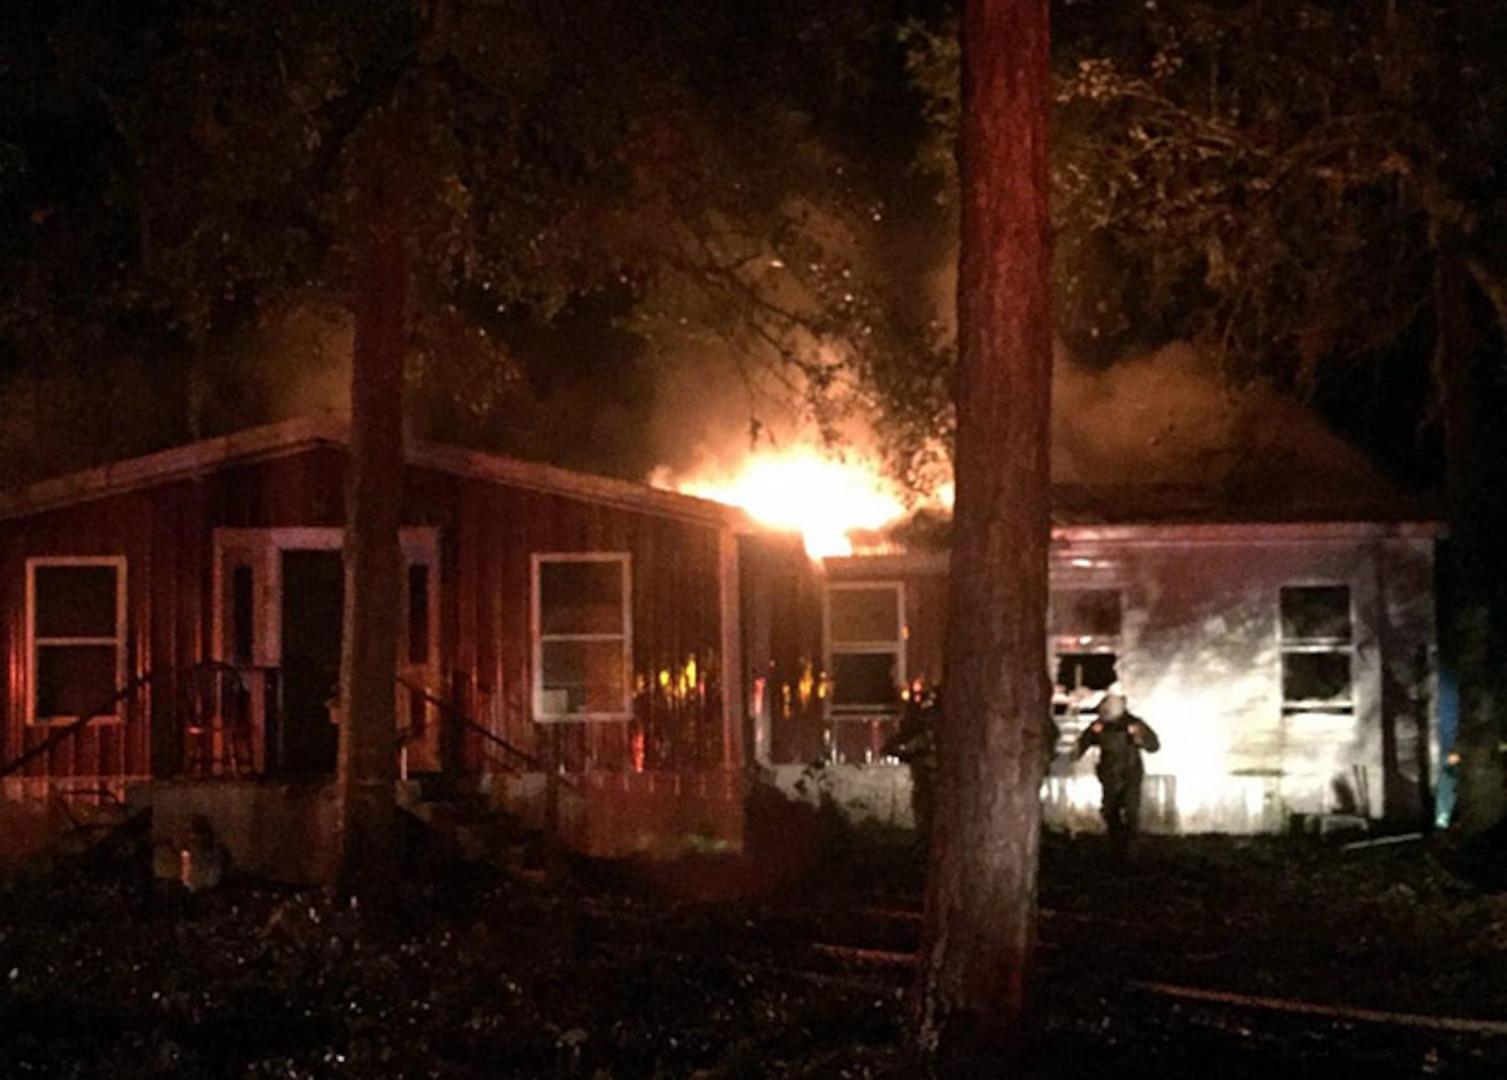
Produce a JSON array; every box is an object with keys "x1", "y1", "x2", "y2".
[
  {"x1": 657, "y1": 446, "x2": 912, "y2": 558},
  {"x1": 1071, "y1": 557, "x2": 1094, "y2": 568}
]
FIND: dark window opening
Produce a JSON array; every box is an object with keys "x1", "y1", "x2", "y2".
[
  {"x1": 1280, "y1": 584, "x2": 1354, "y2": 714},
  {"x1": 407, "y1": 564, "x2": 430, "y2": 665},
  {"x1": 231, "y1": 565, "x2": 255, "y2": 665},
  {"x1": 30, "y1": 561, "x2": 124, "y2": 723},
  {"x1": 826, "y1": 583, "x2": 904, "y2": 716},
  {"x1": 539, "y1": 560, "x2": 625, "y2": 636},
  {"x1": 35, "y1": 565, "x2": 117, "y2": 639},
  {"x1": 1281, "y1": 585, "x2": 1352, "y2": 643},
  {"x1": 1283, "y1": 652, "x2": 1352, "y2": 708},
  {"x1": 1050, "y1": 588, "x2": 1123, "y2": 642},
  {"x1": 831, "y1": 652, "x2": 900, "y2": 711},
  {"x1": 36, "y1": 645, "x2": 118, "y2": 719},
  {"x1": 1053, "y1": 652, "x2": 1119, "y2": 716}
]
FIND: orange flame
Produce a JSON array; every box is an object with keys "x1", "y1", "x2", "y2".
[{"x1": 653, "y1": 446, "x2": 913, "y2": 558}]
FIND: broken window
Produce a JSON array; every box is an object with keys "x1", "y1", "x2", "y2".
[
  {"x1": 27, "y1": 558, "x2": 127, "y2": 724},
  {"x1": 533, "y1": 554, "x2": 633, "y2": 719},
  {"x1": 1280, "y1": 585, "x2": 1353, "y2": 713},
  {"x1": 1054, "y1": 652, "x2": 1120, "y2": 700},
  {"x1": 826, "y1": 583, "x2": 905, "y2": 714}
]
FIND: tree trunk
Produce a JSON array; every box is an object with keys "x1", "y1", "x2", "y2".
[
  {"x1": 1435, "y1": 0, "x2": 1507, "y2": 838},
  {"x1": 1437, "y1": 235, "x2": 1505, "y2": 835},
  {"x1": 917, "y1": 0, "x2": 1052, "y2": 1070},
  {"x1": 335, "y1": 179, "x2": 408, "y2": 897}
]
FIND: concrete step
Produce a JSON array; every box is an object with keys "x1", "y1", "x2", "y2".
[{"x1": 397, "y1": 788, "x2": 543, "y2": 871}]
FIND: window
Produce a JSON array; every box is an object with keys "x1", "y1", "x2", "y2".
[
  {"x1": 27, "y1": 558, "x2": 127, "y2": 724},
  {"x1": 1050, "y1": 588, "x2": 1123, "y2": 644},
  {"x1": 826, "y1": 583, "x2": 905, "y2": 714},
  {"x1": 1280, "y1": 585, "x2": 1353, "y2": 713},
  {"x1": 406, "y1": 563, "x2": 431, "y2": 666},
  {"x1": 1050, "y1": 588, "x2": 1122, "y2": 718},
  {"x1": 532, "y1": 554, "x2": 632, "y2": 720}
]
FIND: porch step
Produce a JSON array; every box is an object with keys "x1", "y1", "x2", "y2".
[
  {"x1": 396, "y1": 780, "x2": 543, "y2": 874},
  {"x1": 401, "y1": 770, "x2": 478, "y2": 804},
  {"x1": 49, "y1": 801, "x2": 149, "y2": 861}
]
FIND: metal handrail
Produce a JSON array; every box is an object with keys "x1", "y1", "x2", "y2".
[
  {"x1": 395, "y1": 676, "x2": 543, "y2": 773},
  {"x1": 0, "y1": 659, "x2": 266, "y2": 783},
  {"x1": 0, "y1": 671, "x2": 156, "y2": 781},
  {"x1": 0, "y1": 666, "x2": 575, "y2": 787}
]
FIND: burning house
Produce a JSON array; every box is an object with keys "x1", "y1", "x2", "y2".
[
  {"x1": 741, "y1": 346, "x2": 1446, "y2": 836},
  {"x1": 0, "y1": 416, "x2": 810, "y2": 876},
  {"x1": 0, "y1": 375, "x2": 1446, "y2": 873},
  {"x1": 760, "y1": 517, "x2": 1440, "y2": 837}
]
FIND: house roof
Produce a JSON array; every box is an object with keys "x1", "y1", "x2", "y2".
[
  {"x1": 0, "y1": 415, "x2": 762, "y2": 532},
  {"x1": 0, "y1": 413, "x2": 1442, "y2": 539},
  {"x1": 1050, "y1": 343, "x2": 1445, "y2": 526},
  {"x1": 1048, "y1": 481, "x2": 1443, "y2": 528}
]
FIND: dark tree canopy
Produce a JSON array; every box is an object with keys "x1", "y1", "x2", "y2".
[
  {"x1": 1, "y1": 0, "x2": 944, "y2": 482},
  {"x1": 889, "y1": 0, "x2": 1507, "y2": 496}
]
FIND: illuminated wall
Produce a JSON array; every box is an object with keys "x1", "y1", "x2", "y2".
[{"x1": 784, "y1": 523, "x2": 1438, "y2": 836}]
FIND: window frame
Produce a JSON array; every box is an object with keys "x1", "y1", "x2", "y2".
[
  {"x1": 1049, "y1": 587, "x2": 1124, "y2": 649},
  {"x1": 824, "y1": 580, "x2": 907, "y2": 716},
  {"x1": 1049, "y1": 587, "x2": 1124, "y2": 706},
  {"x1": 1279, "y1": 583, "x2": 1355, "y2": 714},
  {"x1": 25, "y1": 556, "x2": 129, "y2": 726},
  {"x1": 531, "y1": 552, "x2": 634, "y2": 722}
]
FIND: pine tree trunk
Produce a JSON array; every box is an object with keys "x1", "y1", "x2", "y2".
[
  {"x1": 334, "y1": 189, "x2": 407, "y2": 897},
  {"x1": 1437, "y1": 237, "x2": 1504, "y2": 835},
  {"x1": 916, "y1": 0, "x2": 1052, "y2": 1069},
  {"x1": 1435, "y1": 0, "x2": 1507, "y2": 838}
]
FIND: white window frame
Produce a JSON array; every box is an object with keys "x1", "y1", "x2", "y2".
[
  {"x1": 25, "y1": 556, "x2": 128, "y2": 725},
  {"x1": 1279, "y1": 583, "x2": 1355, "y2": 714},
  {"x1": 824, "y1": 581, "x2": 906, "y2": 715},
  {"x1": 211, "y1": 527, "x2": 440, "y2": 671},
  {"x1": 531, "y1": 552, "x2": 633, "y2": 722}
]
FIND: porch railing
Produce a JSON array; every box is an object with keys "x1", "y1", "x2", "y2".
[
  {"x1": 0, "y1": 672, "x2": 156, "y2": 783},
  {"x1": 0, "y1": 665, "x2": 566, "y2": 793},
  {"x1": 396, "y1": 675, "x2": 549, "y2": 777}
]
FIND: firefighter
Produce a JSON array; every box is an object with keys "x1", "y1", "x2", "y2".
[
  {"x1": 1075, "y1": 686, "x2": 1160, "y2": 850},
  {"x1": 886, "y1": 684, "x2": 1062, "y2": 850}
]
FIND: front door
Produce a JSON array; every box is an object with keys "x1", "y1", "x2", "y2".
[
  {"x1": 278, "y1": 549, "x2": 344, "y2": 774},
  {"x1": 213, "y1": 527, "x2": 441, "y2": 777}
]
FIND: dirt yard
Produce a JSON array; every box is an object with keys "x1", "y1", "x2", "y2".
[{"x1": 3, "y1": 820, "x2": 1507, "y2": 1077}]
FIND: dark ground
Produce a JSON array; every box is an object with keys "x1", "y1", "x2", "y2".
[{"x1": 4, "y1": 816, "x2": 1507, "y2": 1078}]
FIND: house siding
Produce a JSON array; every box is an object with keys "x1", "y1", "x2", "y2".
[
  {"x1": 1, "y1": 441, "x2": 749, "y2": 849},
  {"x1": 781, "y1": 526, "x2": 1438, "y2": 836}
]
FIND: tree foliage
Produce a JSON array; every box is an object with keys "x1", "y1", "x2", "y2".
[
  {"x1": 1052, "y1": 1, "x2": 1505, "y2": 380},
  {"x1": 888, "y1": 0, "x2": 1507, "y2": 492},
  {"x1": 1, "y1": 0, "x2": 942, "y2": 482}
]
